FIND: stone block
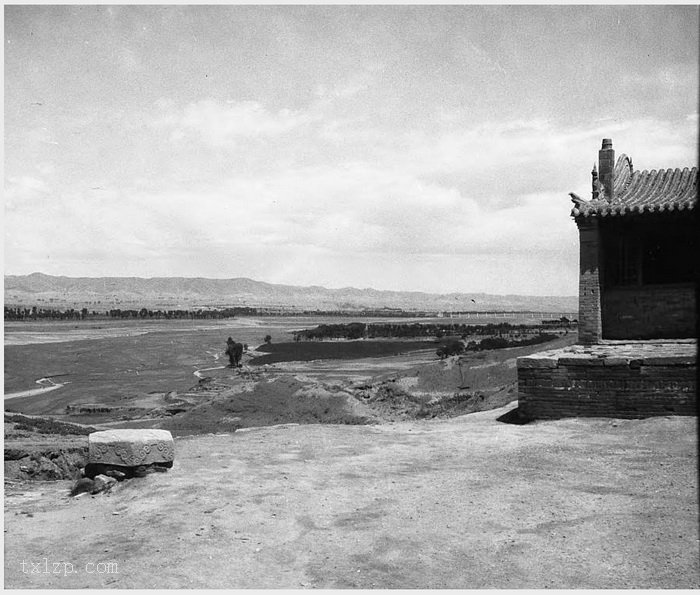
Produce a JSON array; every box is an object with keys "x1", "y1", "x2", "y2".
[
  {"x1": 517, "y1": 357, "x2": 557, "y2": 369},
  {"x1": 602, "y1": 357, "x2": 630, "y2": 366},
  {"x1": 516, "y1": 352, "x2": 557, "y2": 368},
  {"x1": 559, "y1": 356, "x2": 604, "y2": 366},
  {"x1": 88, "y1": 429, "x2": 174, "y2": 467}
]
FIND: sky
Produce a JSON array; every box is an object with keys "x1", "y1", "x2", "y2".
[{"x1": 4, "y1": 5, "x2": 698, "y2": 296}]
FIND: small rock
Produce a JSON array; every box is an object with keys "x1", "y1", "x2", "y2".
[
  {"x1": 92, "y1": 474, "x2": 117, "y2": 494},
  {"x1": 105, "y1": 469, "x2": 127, "y2": 481},
  {"x1": 70, "y1": 477, "x2": 96, "y2": 497},
  {"x1": 133, "y1": 466, "x2": 149, "y2": 478}
]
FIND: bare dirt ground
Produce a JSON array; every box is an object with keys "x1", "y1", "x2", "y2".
[{"x1": 4, "y1": 404, "x2": 698, "y2": 589}]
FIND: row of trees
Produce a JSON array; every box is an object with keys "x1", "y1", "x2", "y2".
[
  {"x1": 4, "y1": 305, "x2": 265, "y2": 321},
  {"x1": 436, "y1": 333, "x2": 558, "y2": 359},
  {"x1": 292, "y1": 321, "x2": 571, "y2": 342},
  {"x1": 6, "y1": 305, "x2": 420, "y2": 321},
  {"x1": 4, "y1": 306, "x2": 90, "y2": 321}
]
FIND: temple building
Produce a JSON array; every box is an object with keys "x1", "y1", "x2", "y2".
[
  {"x1": 517, "y1": 139, "x2": 697, "y2": 419},
  {"x1": 571, "y1": 138, "x2": 696, "y2": 343}
]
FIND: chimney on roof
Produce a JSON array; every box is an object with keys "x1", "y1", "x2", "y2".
[{"x1": 598, "y1": 138, "x2": 615, "y2": 202}]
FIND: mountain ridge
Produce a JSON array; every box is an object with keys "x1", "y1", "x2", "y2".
[{"x1": 4, "y1": 272, "x2": 578, "y2": 312}]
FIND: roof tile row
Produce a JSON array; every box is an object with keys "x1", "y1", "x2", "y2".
[{"x1": 572, "y1": 154, "x2": 697, "y2": 218}]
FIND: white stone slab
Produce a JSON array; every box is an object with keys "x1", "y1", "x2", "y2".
[{"x1": 88, "y1": 429, "x2": 174, "y2": 467}]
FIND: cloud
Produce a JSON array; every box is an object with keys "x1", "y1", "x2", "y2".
[
  {"x1": 147, "y1": 94, "x2": 696, "y2": 207},
  {"x1": 457, "y1": 42, "x2": 507, "y2": 75},
  {"x1": 5, "y1": 175, "x2": 50, "y2": 194},
  {"x1": 153, "y1": 99, "x2": 318, "y2": 147},
  {"x1": 315, "y1": 76, "x2": 370, "y2": 100},
  {"x1": 6, "y1": 88, "x2": 696, "y2": 294},
  {"x1": 34, "y1": 160, "x2": 569, "y2": 271},
  {"x1": 381, "y1": 115, "x2": 697, "y2": 204},
  {"x1": 118, "y1": 47, "x2": 142, "y2": 73},
  {"x1": 622, "y1": 65, "x2": 696, "y2": 95},
  {"x1": 4, "y1": 175, "x2": 51, "y2": 210}
]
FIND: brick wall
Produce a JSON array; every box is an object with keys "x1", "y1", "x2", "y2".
[
  {"x1": 518, "y1": 358, "x2": 697, "y2": 419},
  {"x1": 603, "y1": 285, "x2": 696, "y2": 339},
  {"x1": 577, "y1": 218, "x2": 602, "y2": 345}
]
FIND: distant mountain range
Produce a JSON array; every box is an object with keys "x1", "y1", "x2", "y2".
[{"x1": 4, "y1": 272, "x2": 578, "y2": 313}]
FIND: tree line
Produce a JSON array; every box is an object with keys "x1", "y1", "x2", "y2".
[
  {"x1": 435, "y1": 333, "x2": 558, "y2": 358},
  {"x1": 292, "y1": 321, "x2": 572, "y2": 341},
  {"x1": 3, "y1": 305, "x2": 260, "y2": 321}
]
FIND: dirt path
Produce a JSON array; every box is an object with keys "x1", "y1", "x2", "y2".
[
  {"x1": 4, "y1": 404, "x2": 698, "y2": 589},
  {"x1": 5, "y1": 377, "x2": 68, "y2": 400}
]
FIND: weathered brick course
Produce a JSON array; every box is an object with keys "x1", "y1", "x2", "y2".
[
  {"x1": 517, "y1": 343, "x2": 697, "y2": 419},
  {"x1": 576, "y1": 218, "x2": 602, "y2": 345}
]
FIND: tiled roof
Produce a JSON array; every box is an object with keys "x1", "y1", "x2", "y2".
[{"x1": 571, "y1": 154, "x2": 697, "y2": 218}]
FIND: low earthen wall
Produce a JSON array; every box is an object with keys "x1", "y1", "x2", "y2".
[{"x1": 518, "y1": 355, "x2": 696, "y2": 419}]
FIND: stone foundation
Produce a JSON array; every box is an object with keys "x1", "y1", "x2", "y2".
[{"x1": 517, "y1": 341, "x2": 696, "y2": 419}]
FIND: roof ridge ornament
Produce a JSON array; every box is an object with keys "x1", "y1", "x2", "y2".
[
  {"x1": 569, "y1": 192, "x2": 587, "y2": 207},
  {"x1": 591, "y1": 162, "x2": 600, "y2": 200}
]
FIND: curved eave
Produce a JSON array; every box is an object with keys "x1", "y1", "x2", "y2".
[{"x1": 572, "y1": 201, "x2": 696, "y2": 221}]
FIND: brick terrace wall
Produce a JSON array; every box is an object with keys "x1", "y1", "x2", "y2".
[
  {"x1": 577, "y1": 218, "x2": 602, "y2": 345},
  {"x1": 518, "y1": 358, "x2": 696, "y2": 419},
  {"x1": 602, "y1": 285, "x2": 696, "y2": 339}
]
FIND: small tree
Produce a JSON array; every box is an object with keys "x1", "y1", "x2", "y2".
[
  {"x1": 264, "y1": 334, "x2": 272, "y2": 344},
  {"x1": 436, "y1": 339, "x2": 464, "y2": 359}
]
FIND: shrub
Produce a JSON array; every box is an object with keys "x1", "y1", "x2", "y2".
[
  {"x1": 5, "y1": 413, "x2": 96, "y2": 435},
  {"x1": 436, "y1": 339, "x2": 464, "y2": 359}
]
